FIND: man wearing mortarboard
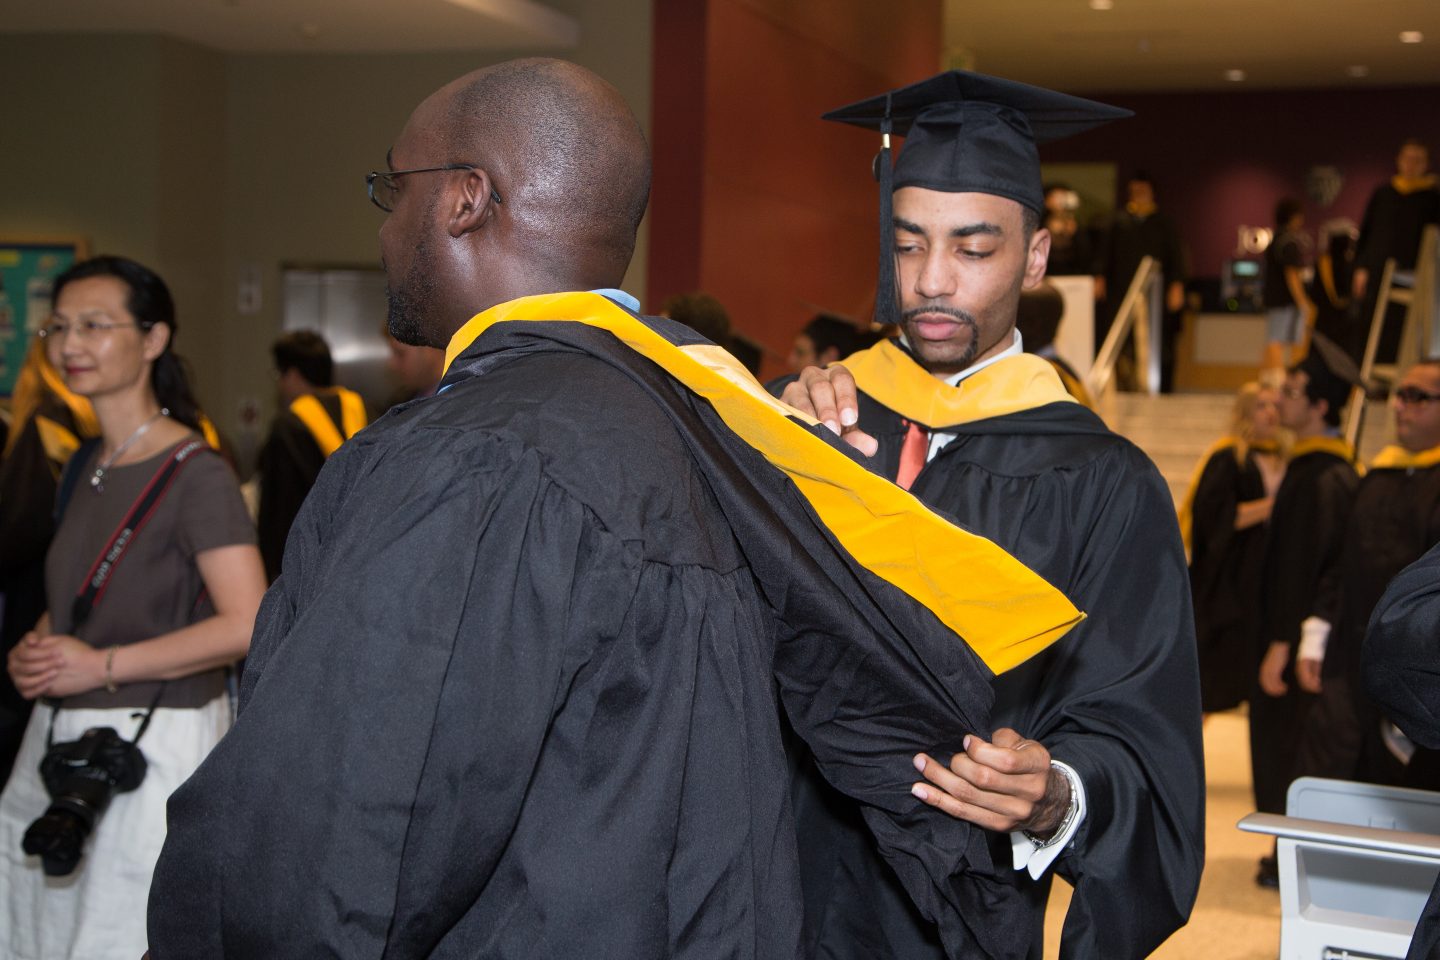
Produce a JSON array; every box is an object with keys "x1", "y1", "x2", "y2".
[
  {"x1": 1251, "y1": 332, "x2": 1361, "y2": 887},
  {"x1": 778, "y1": 71, "x2": 1205, "y2": 958}
]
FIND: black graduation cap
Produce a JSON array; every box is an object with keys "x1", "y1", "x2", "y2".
[{"x1": 822, "y1": 71, "x2": 1130, "y2": 326}]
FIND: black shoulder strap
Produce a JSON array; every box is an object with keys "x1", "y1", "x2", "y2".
[
  {"x1": 70, "y1": 439, "x2": 211, "y2": 635},
  {"x1": 54, "y1": 436, "x2": 102, "y2": 524}
]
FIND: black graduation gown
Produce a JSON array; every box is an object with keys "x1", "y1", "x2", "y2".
[
  {"x1": 1363, "y1": 541, "x2": 1440, "y2": 960},
  {"x1": 1355, "y1": 182, "x2": 1440, "y2": 277},
  {"x1": 146, "y1": 311, "x2": 1075, "y2": 960},
  {"x1": 1187, "y1": 445, "x2": 1269, "y2": 713},
  {"x1": 1099, "y1": 209, "x2": 1185, "y2": 335},
  {"x1": 1355, "y1": 183, "x2": 1440, "y2": 361},
  {"x1": 1300, "y1": 459, "x2": 1440, "y2": 786},
  {"x1": 1252, "y1": 445, "x2": 1358, "y2": 813},
  {"x1": 256, "y1": 393, "x2": 349, "y2": 582},
  {"x1": 785, "y1": 390, "x2": 1204, "y2": 960}
]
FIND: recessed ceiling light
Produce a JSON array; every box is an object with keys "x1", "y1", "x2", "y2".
[
  {"x1": 1400, "y1": 30, "x2": 1424, "y2": 44},
  {"x1": 1225, "y1": 69, "x2": 1246, "y2": 82},
  {"x1": 1347, "y1": 65, "x2": 1370, "y2": 77},
  {"x1": 1089, "y1": 0, "x2": 1114, "y2": 10}
]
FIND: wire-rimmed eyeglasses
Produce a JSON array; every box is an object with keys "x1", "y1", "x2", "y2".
[
  {"x1": 37, "y1": 319, "x2": 139, "y2": 340},
  {"x1": 365, "y1": 164, "x2": 503, "y2": 213}
]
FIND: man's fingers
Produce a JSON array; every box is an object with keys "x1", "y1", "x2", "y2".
[
  {"x1": 917, "y1": 749, "x2": 1045, "y2": 812},
  {"x1": 912, "y1": 752, "x2": 1036, "y2": 824},
  {"x1": 911, "y1": 781, "x2": 1027, "y2": 832},
  {"x1": 959, "y1": 732, "x2": 1050, "y2": 776},
  {"x1": 800, "y1": 369, "x2": 843, "y2": 434},
  {"x1": 780, "y1": 379, "x2": 819, "y2": 418},
  {"x1": 1257, "y1": 663, "x2": 1287, "y2": 697},
  {"x1": 827, "y1": 365, "x2": 860, "y2": 428},
  {"x1": 989, "y1": 727, "x2": 1024, "y2": 749},
  {"x1": 782, "y1": 366, "x2": 864, "y2": 437},
  {"x1": 921, "y1": 750, "x2": 1034, "y2": 815},
  {"x1": 782, "y1": 366, "x2": 877, "y2": 452},
  {"x1": 947, "y1": 751, "x2": 1048, "y2": 806},
  {"x1": 1260, "y1": 677, "x2": 1288, "y2": 697},
  {"x1": 841, "y1": 427, "x2": 879, "y2": 457},
  {"x1": 914, "y1": 752, "x2": 968, "y2": 798}
]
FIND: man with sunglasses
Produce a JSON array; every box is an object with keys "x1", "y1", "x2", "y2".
[{"x1": 1295, "y1": 358, "x2": 1440, "y2": 788}]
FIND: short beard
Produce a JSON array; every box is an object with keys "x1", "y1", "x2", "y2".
[
  {"x1": 900, "y1": 303, "x2": 980, "y2": 371},
  {"x1": 386, "y1": 240, "x2": 438, "y2": 348}
]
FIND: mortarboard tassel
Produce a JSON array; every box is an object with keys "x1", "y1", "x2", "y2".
[{"x1": 874, "y1": 93, "x2": 900, "y2": 330}]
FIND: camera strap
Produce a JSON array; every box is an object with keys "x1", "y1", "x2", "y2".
[
  {"x1": 71, "y1": 438, "x2": 212, "y2": 634},
  {"x1": 45, "y1": 683, "x2": 167, "y2": 749},
  {"x1": 46, "y1": 438, "x2": 214, "y2": 747}
]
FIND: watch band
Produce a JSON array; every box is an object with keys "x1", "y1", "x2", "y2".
[{"x1": 1024, "y1": 760, "x2": 1079, "y2": 850}]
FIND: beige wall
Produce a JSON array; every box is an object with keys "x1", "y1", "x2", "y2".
[
  {"x1": 0, "y1": 4, "x2": 652, "y2": 447},
  {"x1": 0, "y1": 35, "x2": 166, "y2": 267}
]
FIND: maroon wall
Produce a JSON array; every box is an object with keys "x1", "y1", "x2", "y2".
[
  {"x1": 1043, "y1": 85, "x2": 1440, "y2": 278},
  {"x1": 649, "y1": 0, "x2": 942, "y2": 379}
]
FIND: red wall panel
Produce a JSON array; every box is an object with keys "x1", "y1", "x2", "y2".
[{"x1": 650, "y1": 0, "x2": 942, "y2": 379}]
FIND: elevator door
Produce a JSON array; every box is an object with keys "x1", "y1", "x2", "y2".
[{"x1": 281, "y1": 267, "x2": 391, "y2": 415}]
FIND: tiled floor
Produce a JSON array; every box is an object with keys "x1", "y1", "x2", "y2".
[{"x1": 1042, "y1": 709, "x2": 1283, "y2": 959}]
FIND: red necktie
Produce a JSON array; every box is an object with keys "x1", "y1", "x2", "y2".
[{"x1": 895, "y1": 419, "x2": 928, "y2": 491}]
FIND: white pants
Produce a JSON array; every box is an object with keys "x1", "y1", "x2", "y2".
[{"x1": 0, "y1": 698, "x2": 230, "y2": 960}]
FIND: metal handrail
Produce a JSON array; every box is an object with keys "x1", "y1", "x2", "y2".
[{"x1": 1086, "y1": 255, "x2": 1162, "y2": 400}]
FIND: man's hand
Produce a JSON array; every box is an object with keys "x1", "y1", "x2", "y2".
[
  {"x1": 1258, "y1": 641, "x2": 1291, "y2": 697},
  {"x1": 1353, "y1": 267, "x2": 1369, "y2": 300},
  {"x1": 1296, "y1": 657, "x2": 1323, "y2": 694},
  {"x1": 779, "y1": 364, "x2": 878, "y2": 456},
  {"x1": 910, "y1": 728, "x2": 1069, "y2": 835}
]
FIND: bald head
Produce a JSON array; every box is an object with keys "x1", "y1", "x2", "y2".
[
  {"x1": 444, "y1": 58, "x2": 649, "y2": 280},
  {"x1": 381, "y1": 58, "x2": 651, "y2": 347}
]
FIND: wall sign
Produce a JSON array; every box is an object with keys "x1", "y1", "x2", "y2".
[{"x1": 0, "y1": 237, "x2": 88, "y2": 396}]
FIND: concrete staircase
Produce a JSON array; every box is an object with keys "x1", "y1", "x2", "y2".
[{"x1": 1102, "y1": 392, "x2": 1394, "y2": 508}]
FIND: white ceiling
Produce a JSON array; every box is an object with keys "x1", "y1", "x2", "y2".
[
  {"x1": 0, "y1": 0, "x2": 579, "y2": 54},
  {"x1": 948, "y1": 0, "x2": 1440, "y2": 92},
  {"x1": 1, "y1": 0, "x2": 1438, "y2": 91}
]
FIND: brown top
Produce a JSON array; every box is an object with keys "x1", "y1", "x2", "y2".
[{"x1": 45, "y1": 439, "x2": 256, "y2": 709}]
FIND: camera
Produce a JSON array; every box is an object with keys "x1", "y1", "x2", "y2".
[{"x1": 22, "y1": 726, "x2": 147, "y2": 876}]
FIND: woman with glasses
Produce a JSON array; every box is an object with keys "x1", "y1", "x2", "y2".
[{"x1": 0, "y1": 256, "x2": 264, "y2": 960}]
